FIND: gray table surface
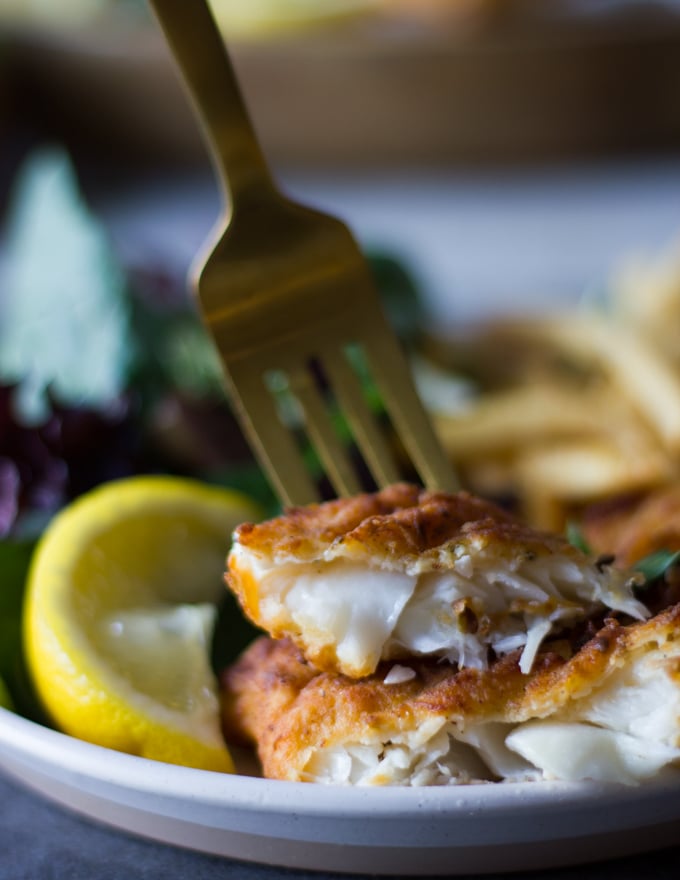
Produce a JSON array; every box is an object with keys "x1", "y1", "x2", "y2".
[{"x1": 2, "y1": 769, "x2": 680, "y2": 880}]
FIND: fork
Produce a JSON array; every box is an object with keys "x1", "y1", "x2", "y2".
[{"x1": 148, "y1": 0, "x2": 458, "y2": 506}]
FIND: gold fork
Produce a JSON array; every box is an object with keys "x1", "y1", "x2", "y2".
[{"x1": 148, "y1": 0, "x2": 457, "y2": 506}]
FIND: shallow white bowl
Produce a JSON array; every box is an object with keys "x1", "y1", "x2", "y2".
[{"x1": 1, "y1": 705, "x2": 680, "y2": 875}]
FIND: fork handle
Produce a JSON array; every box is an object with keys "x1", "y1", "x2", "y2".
[{"x1": 148, "y1": 0, "x2": 275, "y2": 204}]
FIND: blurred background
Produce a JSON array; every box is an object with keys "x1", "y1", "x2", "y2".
[
  {"x1": 2, "y1": 0, "x2": 680, "y2": 535},
  {"x1": 5, "y1": 0, "x2": 680, "y2": 168},
  {"x1": 3, "y1": 1, "x2": 680, "y2": 321}
]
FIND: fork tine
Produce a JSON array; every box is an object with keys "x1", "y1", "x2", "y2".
[
  {"x1": 361, "y1": 310, "x2": 459, "y2": 493},
  {"x1": 287, "y1": 361, "x2": 363, "y2": 498},
  {"x1": 322, "y1": 344, "x2": 402, "y2": 489},
  {"x1": 227, "y1": 360, "x2": 320, "y2": 506},
  {"x1": 152, "y1": 0, "x2": 458, "y2": 507}
]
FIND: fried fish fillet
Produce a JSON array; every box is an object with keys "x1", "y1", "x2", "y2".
[
  {"x1": 226, "y1": 484, "x2": 647, "y2": 678},
  {"x1": 222, "y1": 604, "x2": 680, "y2": 786}
]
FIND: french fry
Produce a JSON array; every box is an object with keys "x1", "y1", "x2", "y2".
[
  {"x1": 425, "y1": 249, "x2": 680, "y2": 531},
  {"x1": 537, "y1": 315, "x2": 680, "y2": 456},
  {"x1": 516, "y1": 438, "x2": 669, "y2": 501},
  {"x1": 610, "y1": 243, "x2": 680, "y2": 364},
  {"x1": 433, "y1": 383, "x2": 611, "y2": 459},
  {"x1": 515, "y1": 435, "x2": 672, "y2": 530}
]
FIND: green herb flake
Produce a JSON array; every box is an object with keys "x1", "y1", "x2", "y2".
[
  {"x1": 566, "y1": 521, "x2": 591, "y2": 555},
  {"x1": 633, "y1": 549, "x2": 680, "y2": 584}
]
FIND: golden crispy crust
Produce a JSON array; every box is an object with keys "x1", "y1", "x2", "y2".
[
  {"x1": 230, "y1": 483, "x2": 575, "y2": 570},
  {"x1": 226, "y1": 483, "x2": 647, "y2": 680},
  {"x1": 221, "y1": 604, "x2": 680, "y2": 782}
]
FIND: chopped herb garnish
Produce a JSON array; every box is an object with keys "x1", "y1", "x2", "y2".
[
  {"x1": 566, "y1": 521, "x2": 591, "y2": 555},
  {"x1": 633, "y1": 549, "x2": 680, "y2": 584}
]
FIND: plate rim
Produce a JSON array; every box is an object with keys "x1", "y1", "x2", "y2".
[{"x1": 2, "y1": 703, "x2": 680, "y2": 820}]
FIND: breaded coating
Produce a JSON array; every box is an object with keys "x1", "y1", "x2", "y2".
[
  {"x1": 226, "y1": 484, "x2": 647, "y2": 678},
  {"x1": 222, "y1": 604, "x2": 680, "y2": 786}
]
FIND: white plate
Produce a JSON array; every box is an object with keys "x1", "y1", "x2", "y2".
[{"x1": 1, "y1": 706, "x2": 680, "y2": 875}]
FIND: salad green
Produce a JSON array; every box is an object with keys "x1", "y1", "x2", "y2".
[
  {"x1": 0, "y1": 539, "x2": 42, "y2": 718},
  {"x1": 0, "y1": 678, "x2": 11, "y2": 710}
]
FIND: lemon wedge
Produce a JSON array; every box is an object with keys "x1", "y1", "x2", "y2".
[{"x1": 24, "y1": 476, "x2": 261, "y2": 772}]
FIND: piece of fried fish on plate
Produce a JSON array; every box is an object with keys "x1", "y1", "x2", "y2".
[
  {"x1": 222, "y1": 604, "x2": 680, "y2": 786},
  {"x1": 226, "y1": 485, "x2": 647, "y2": 678}
]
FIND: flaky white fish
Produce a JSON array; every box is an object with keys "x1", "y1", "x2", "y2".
[
  {"x1": 222, "y1": 604, "x2": 680, "y2": 786},
  {"x1": 227, "y1": 484, "x2": 646, "y2": 678}
]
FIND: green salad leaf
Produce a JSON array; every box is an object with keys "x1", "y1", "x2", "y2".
[
  {"x1": 0, "y1": 538, "x2": 48, "y2": 721},
  {"x1": 0, "y1": 540, "x2": 34, "y2": 675},
  {"x1": 0, "y1": 676, "x2": 13, "y2": 711},
  {"x1": 366, "y1": 250, "x2": 424, "y2": 344},
  {"x1": 210, "y1": 591, "x2": 262, "y2": 675},
  {"x1": 0, "y1": 149, "x2": 132, "y2": 425}
]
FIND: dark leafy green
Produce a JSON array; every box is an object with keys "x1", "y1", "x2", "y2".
[
  {"x1": 0, "y1": 677, "x2": 12, "y2": 710},
  {"x1": 0, "y1": 540, "x2": 35, "y2": 676},
  {"x1": 210, "y1": 463, "x2": 279, "y2": 520},
  {"x1": 210, "y1": 592, "x2": 263, "y2": 675},
  {"x1": 367, "y1": 250, "x2": 424, "y2": 344},
  {"x1": 0, "y1": 539, "x2": 49, "y2": 722}
]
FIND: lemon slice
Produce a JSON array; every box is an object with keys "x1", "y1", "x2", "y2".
[{"x1": 24, "y1": 476, "x2": 261, "y2": 772}]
